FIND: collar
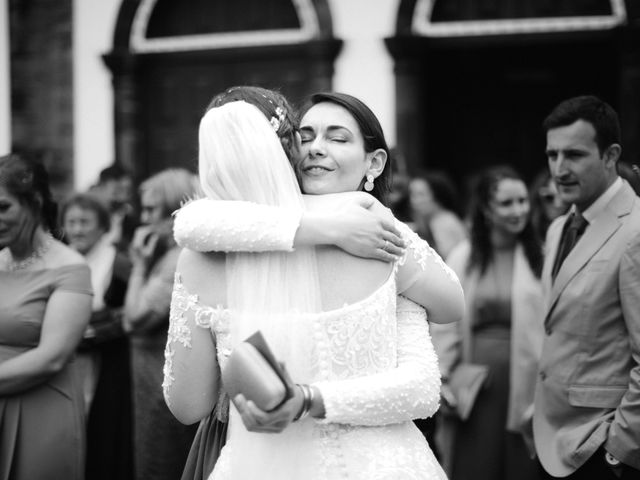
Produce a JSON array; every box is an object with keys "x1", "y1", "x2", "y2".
[{"x1": 580, "y1": 176, "x2": 623, "y2": 224}]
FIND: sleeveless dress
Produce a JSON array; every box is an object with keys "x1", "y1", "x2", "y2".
[{"x1": 0, "y1": 264, "x2": 92, "y2": 480}]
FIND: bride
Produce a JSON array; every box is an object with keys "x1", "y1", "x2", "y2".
[{"x1": 164, "y1": 87, "x2": 462, "y2": 479}]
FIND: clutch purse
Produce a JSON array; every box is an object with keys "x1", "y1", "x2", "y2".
[
  {"x1": 222, "y1": 331, "x2": 294, "y2": 412},
  {"x1": 448, "y1": 363, "x2": 489, "y2": 421}
]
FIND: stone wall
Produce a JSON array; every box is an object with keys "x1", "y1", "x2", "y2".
[{"x1": 9, "y1": 0, "x2": 74, "y2": 200}]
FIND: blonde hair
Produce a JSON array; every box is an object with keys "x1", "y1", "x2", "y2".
[{"x1": 139, "y1": 168, "x2": 201, "y2": 217}]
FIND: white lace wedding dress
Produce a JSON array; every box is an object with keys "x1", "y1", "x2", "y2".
[{"x1": 165, "y1": 200, "x2": 454, "y2": 479}]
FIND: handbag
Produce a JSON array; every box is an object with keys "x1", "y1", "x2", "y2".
[
  {"x1": 447, "y1": 363, "x2": 489, "y2": 421},
  {"x1": 222, "y1": 331, "x2": 294, "y2": 412}
]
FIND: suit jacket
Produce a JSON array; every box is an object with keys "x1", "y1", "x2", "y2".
[
  {"x1": 433, "y1": 240, "x2": 544, "y2": 433},
  {"x1": 533, "y1": 180, "x2": 640, "y2": 476}
]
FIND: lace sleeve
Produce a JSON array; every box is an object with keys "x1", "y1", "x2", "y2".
[
  {"x1": 395, "y1": 221, "x2": 460, "y2": 292},
  {"x1": 173, "y1": 198, "x2": 302, "y2": 253},
  {"x1": 163, "y1": 274, "x2": 225, "y2": 423},
  {"x1": 313, "y1": 296, "x2": 441, "y2": 426},
  {"x1": 394, "y1": 221, "x2": 464, "y2": 325}
]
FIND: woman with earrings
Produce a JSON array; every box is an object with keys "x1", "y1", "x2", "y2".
[
  {"x1": 0, "y1": 153, "x2": 93, "y2": 479},
  {"x1": 433, "y1": 165, "x2": 545, "y2": 480},
  {"x1": 165, "y1": 87, "x2": 463, "y2": 479}
]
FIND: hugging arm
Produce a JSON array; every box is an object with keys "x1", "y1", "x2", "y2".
[
  {"x1": 173, "y1": 193, "x2": 405, "y2": 262},
  {"x1": 394, "y1": 221, "x2": 465, "y2": 325},
  {"x1": 313, "y1": 296, "x2": 441, "y2": 425},
  {"x1": 234, "y1": 296, "x2": 441, "y2": 431}
]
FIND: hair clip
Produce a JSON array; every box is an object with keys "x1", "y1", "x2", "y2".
[{"x1": 270, "y1": 106, "x2": 285, "y2": 132}]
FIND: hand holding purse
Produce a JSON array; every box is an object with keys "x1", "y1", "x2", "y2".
[
  {"x1": 222, "y1": 331, "x2": 294, "y2": 412},
  {"x1": 447, "y1": 363, "x2": 489, "y2": 421}
]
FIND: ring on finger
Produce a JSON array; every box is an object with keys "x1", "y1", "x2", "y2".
[{"x1": 383, "y1": 240, "x2": 389, "y2": 252}]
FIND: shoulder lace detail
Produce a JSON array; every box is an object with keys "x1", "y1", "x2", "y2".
[
  {"x1": 395, "y1": 220, "x2": 459, "y2": 283},
  {"x1": 162, "y1": 273, "x2": 229, "y2": 407},
  {"x1": 313, "y1": 294, "x2": 441, "y2": 426},
  {"x1": 173, "y1": 198, "x2": 301, "y2": 253}
]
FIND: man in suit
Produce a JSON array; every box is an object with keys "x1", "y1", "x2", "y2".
[{"x1": 534, "y1": 95, "x2": 640, "y2": 479}]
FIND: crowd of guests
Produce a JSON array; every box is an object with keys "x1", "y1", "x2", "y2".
[
  {"x1": 0, "y1": 156, "x2": 200, "y2": 480},
  {"x1": 0, "y1": 91, "x2": 639, "y2": 480}
]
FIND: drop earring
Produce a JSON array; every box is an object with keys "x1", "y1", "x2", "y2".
[{"x1": 364, "y1": 174, "x2": 375, "y2": 192}]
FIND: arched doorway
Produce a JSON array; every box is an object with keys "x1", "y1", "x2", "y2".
[
  {"x1": 387, "y1": 0, "x2": 640, "y2": 189},
  {"x1": 104, "y1": 0, "x2": 341, "y2": 181}
]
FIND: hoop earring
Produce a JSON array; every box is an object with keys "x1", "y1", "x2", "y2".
[{"x1": 364, "y1": 174, "x2": 375, "y2": 192}]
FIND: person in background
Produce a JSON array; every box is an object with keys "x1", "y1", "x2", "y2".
[
  {"x1": 529, "y1": 169, "x2": 569, "y2": 245},
  {"x1": 61, "y1": 193, "x2": 134, "y2": 480},
  {"x1": 124, "y1": 168, "x2": 200, "y2": 480},
  {"x1": 407, "y1": 169, "x2": 468, "y2": 455},
  {"x1": 388, "y1": 148, "x2": 413, "y2": 223},
  {"x1": 0, "y1": 153, "x2": 93, "y2": 479},
  {"x1": 617, "y1": 161, "x2": 640, "y2": 196},
  {"x1": 408, "y1": 170, "x2": 467, "y2": 259},
  {"x1": 534, "y1": 95, "x2": 640, "y2": 479},
  {"x1": 433, "y1": 165, "x2": 545, "y2": 480},
  {"x1": 91, "y1": 164, "x2": 138, "y2": 251}
]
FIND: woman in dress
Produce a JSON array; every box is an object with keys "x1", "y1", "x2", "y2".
[
  {"x1": 433, "y1": 165, "x2": 545, "y2": 480},
  {"x1": 165, "y1": 88, "x2": 463, "y2": 479},
  {"x1": 408, "y1": 170, "x2": 468, "y2": 259},
  {"x1": 123, "y1": 168, "x2": 200, "y2": 480},
  {"x1": 61, "y1": 192, "x2": 134, "y2": 480},
  {"x1": 0, "y1": 153, "x2": 92, "y2": 479}
]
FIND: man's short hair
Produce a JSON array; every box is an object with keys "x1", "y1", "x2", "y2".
[{"x1": 542, "y1": 95, "x2": 620, "y2": 154}]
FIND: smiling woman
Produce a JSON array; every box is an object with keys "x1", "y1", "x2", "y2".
[
  {"x1": 432, "y1": 164, "x2": 545, "y2": 480},
  {"x1": 297, "y1": 92, "x2": 391, "y2": 203}
]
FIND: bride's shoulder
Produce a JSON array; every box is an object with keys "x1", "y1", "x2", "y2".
[{"x1": 176, "y1": 248, "x2": 226, "y2": 302}]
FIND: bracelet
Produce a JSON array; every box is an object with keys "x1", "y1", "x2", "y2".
[{"x1": 293, "y1": 384, "x2": 313, "y2": 422}]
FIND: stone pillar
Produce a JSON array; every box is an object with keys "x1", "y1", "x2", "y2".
[
  {"x1": 385, "y1": 36, "x2": 427, "y2": 173},
  {"x1": 102, "y1": 52, "x2": 144, "y2": 182},
  {"x1": 9, "y1": 0, "x2": 74, "y2": 199}
]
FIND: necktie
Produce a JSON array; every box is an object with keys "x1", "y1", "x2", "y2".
[{"x1": 551, "y1": 212, "x2": 588, "y2": 281}]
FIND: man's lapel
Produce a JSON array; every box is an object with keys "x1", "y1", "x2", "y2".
[{"x1": 544, "y1": 182, "x2": 635, "y2": 325}]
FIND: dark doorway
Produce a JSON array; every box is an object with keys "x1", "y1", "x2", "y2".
[
  {"x1": 421, "y1": 37, "x2": 618, "y2": 188},
  {"x1": 105, "y1": 0, "x2": 340, "y2": 182}
]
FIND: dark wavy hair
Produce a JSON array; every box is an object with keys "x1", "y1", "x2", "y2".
[
  {"x1": 300, "y1": 92, "x2": 392, "y2": 205},
  {"x1": 542, "y1": 95, "x2": 620, "y2": 155},
  {"x1": 411, "y1": 169, "x2": 463, "y2": 217},
  {"x1": 207, "y1": 86, "x2": 299, "y2": 163},
  {"x1": 0, "y1": 153, "x2": 59, "y2": 239},
  {"x1": 467, "y1": 165, "x2": 543, "y2": 277}
]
